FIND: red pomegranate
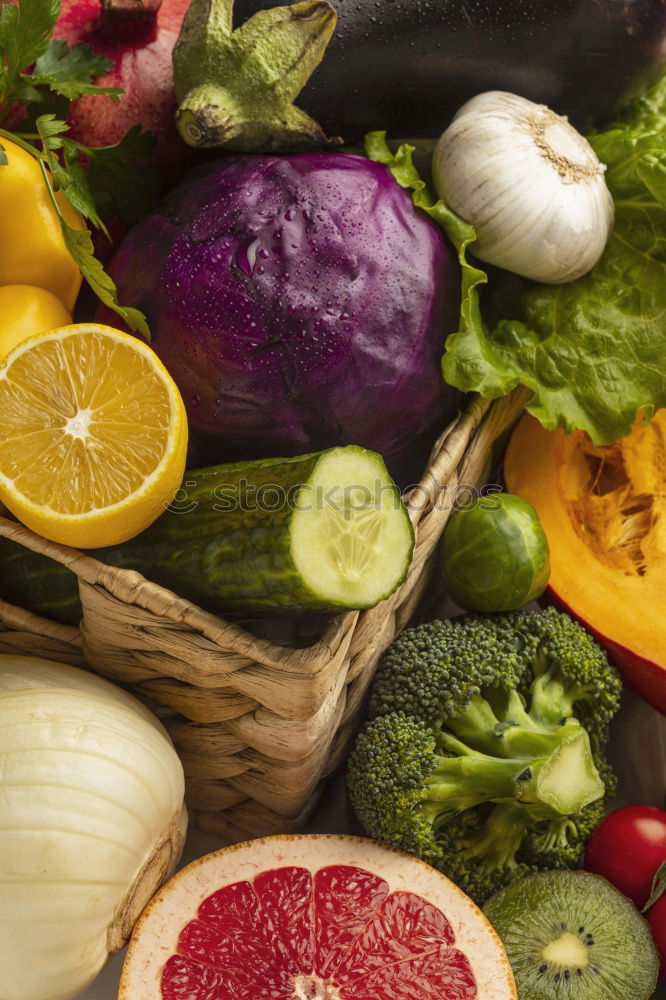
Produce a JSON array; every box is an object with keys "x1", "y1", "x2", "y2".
[{"x1": 54, "y1": 0, "x2": 191, "y2": 182}]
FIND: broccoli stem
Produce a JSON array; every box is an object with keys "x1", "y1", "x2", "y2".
[
  {"x1": 532, "y1": 729, "x2": 605, "y2": 814},
  {"x1": 496, "y1": 716, "x2": 587, "y2": 760},
  {"x1": 428, "y1": 728, "x2": 604, "y2": 817},
  {"x1": 425, "y1": 742, "x2": 547, "y2": 812},
  {"x1": 443, "y1": 690, "x2": 595, "y2": 763},
  {"x1": 462, "y1": 803, "x2": 533, "y2": 871},
  {"x1": 529, "y1": 668, "x2": 595, "y2": 727},
  {"x1": 443, "y1": 693, "x2": 503, "y2": 754},
  {"x1": 535, "y1": 816, "x2": 580, "y2": 853}
]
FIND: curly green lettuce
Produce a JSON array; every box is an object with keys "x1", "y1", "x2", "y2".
[{"x1": 366, "y1": 75, "x2": 666, "y2": 445}]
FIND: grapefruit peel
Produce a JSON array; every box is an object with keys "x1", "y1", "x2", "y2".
[{"x1": 119, "y1": 834, "x2": 516, "y2": 1000}]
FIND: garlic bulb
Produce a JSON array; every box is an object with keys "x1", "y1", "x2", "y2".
[
  {"x1": 0, "y1": 655, "x2": 186, "y2": 1000},
  {"x1": 432, "y1": 91, "x2": 615, "y2": 284}
]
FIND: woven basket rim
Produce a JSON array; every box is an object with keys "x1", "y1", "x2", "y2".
[
  {"x1": 0, "y1": 597, "x2": 81, "y2": 649},
  {"x1": 0, "y1": 391, "x2": 527, "y2": 667}
]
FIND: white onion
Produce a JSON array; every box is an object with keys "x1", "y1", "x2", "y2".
[
  {"x1": 0, "y1": 655, "x2": 186, "y2": 1000},
  {"x1": 432, "y1": 91, "x2": 615, "y2": 284}
]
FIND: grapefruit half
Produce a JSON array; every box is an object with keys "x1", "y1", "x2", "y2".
[{"x1": 119, "y1": 834, "x2": 516, "y2": 1000}]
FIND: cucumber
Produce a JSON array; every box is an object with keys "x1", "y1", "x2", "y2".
[
  {"x1": 0, "y1": 446, "x2": 414, "y2": 622},
  {"x1": 0, "y1": 538, "x2": 81, "y2": 626}
]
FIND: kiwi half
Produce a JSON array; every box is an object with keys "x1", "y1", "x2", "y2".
[{"x1": 484, "y1": 869, "x2": 658, "y2": 1000}]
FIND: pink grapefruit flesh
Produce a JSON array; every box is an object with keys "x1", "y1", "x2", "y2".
[{"x1": 120, "y1": 835, "x2": 516, "y2": 999}]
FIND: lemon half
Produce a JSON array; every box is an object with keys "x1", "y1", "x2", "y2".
[{"x1": 0, "y1": 324, "x2": 187, "y2": 548}]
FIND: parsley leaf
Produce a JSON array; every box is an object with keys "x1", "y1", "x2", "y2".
[
  {"x1": 38, "y1": 157, "x2": 151, "y2": 340},
  {"x1": 61, "y1": 145, "x2": 106, "y2": 230},
  {"x1": 35, "y1": 110, "x2": 68, "y2": 152},
  {"x1": 15, "y1": 64, "x2": 161, "y2": 227},
  {"x1": 34, "y1": 111, "x2": 72, "y2": 191},
  {"x1": 0, "y1": 0, "x2": 154, "y2": 339},
  {"x1": 0, "y1": 0, "x2": 59, "y2": 106},
  {"x1": 19, "y1": 86, "x2": 70, "y2": 131},
  {"x1": 80, "y1": 126, "x2": 161, "y2": 225},
  {"x1": 32, "y1": 114, "x2": 105, "y2": 230},
  {"x1": 30, "y1": 39, "x2": 123, "y2": 100},
  {"x1": 63, "y1": 222, "x2": 151, "y2": 338},
  {"x1": 10, "y1": 77, "x2": 42, "y2": 103},
  {"x1": 30, "y1": 112, "x2": 160, "y2": 232}
]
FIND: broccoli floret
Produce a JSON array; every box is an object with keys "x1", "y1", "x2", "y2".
[
  {"x1": 348, "y1": 713, "x2": 444, "y2": 866},
  {"x1": 436, "y1": 807, "x2": 539, "y2": 902},
  {"x1": 514, "y1": 608, "x2": 620, "y2": 735},
  {"x1": 348, "y1": 608, "x2": 621, "y2": 903},
  {"x1": 522, "y1": 799, "x2": 607, "y2": 870},
  {"x1": 368, "y1": 615, "x2": 525, "y2": 723}
]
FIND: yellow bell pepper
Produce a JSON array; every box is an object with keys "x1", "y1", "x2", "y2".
[
  {"x1": 0, "y1": 285, "x2": 72, "y2": 360},
  {"x1": 0, "y1": 139, "x2": 84, "y2": 311}
]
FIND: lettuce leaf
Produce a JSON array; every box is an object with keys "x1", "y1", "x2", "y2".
[
  {"x1": 367, "y1": 77, "x2": 666, "y2": 445},
  {"x1": 364, "y1": 131, "x2": 490, "y2": 396}
]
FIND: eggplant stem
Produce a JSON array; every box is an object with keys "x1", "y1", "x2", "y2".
[{"x1": 173, "y1": 0, "x2": 338, "y2": 151}]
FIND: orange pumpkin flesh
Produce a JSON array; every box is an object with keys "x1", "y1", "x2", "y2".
[{"x1": 504, "y1": 412, "x2": 666, "y2": 713}]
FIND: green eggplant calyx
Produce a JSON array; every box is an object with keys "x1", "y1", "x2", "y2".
[{"x1": 173, "y1": 0, "x2": 339, "y2": 152}]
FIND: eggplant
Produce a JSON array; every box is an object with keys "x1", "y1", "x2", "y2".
[{"x1": 230, "y1": 0, "x2": 666, "y2": 138}]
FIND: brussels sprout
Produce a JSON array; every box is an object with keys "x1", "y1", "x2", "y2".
[{"x1": 441, "y1": 493, "x2": 550, "y2": 612}]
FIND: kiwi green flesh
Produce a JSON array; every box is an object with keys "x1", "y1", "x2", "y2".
[{"x1": 484, "y1": 870, "x2": 658, "y2": 1000}]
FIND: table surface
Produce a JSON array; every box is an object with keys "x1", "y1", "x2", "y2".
[{"x1": 79, "y1": 688, "x2": 666, "y2": 999}]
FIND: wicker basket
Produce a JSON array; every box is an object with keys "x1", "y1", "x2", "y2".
[{"x1": 0, "y1": 390, "x2": 526, "y2": 841}]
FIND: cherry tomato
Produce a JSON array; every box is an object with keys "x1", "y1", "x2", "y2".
[
  {"x1": 647, "y1": 893, "x2": 666, "y2": 983},
  {"x1": 585, "y1": 806, "x2": 666, "y2": 908}
]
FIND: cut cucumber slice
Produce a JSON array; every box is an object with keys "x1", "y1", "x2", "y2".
[
  {"x1": 0, "y1": 446, "x2": 415, "y2": 619},
  {"x1": 290, "y1": 447, "x2": 414, "y2": 609}
]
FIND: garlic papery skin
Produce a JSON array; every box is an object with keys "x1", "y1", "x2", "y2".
[
  {"x1": 0, "y1": 655, "x2": 186, "y2": 1000},
  {"x1": 432, "y1": 91, "x2": 615, "y2": 284}
]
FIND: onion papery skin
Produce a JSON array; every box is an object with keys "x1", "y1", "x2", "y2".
[{"x1": 0, "y1": 655, "x2": 186, "y2": 1000}]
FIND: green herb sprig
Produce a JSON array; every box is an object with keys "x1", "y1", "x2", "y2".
[{"x1": 0, "y1": 0, "x2": 159, "y2": 338}]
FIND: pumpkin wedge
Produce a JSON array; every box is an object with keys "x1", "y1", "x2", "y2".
[{"x1": 504, "y1": 412, "x2": 666, "y2": 712}]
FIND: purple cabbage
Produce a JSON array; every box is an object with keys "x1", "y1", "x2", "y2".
[{"x1": 98, "y1": 153, "x2": 462, "y2": 476}]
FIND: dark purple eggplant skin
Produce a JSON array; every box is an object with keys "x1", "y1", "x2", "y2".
[{"x1": 235, "y1": 0, "x2": 666, "y2": 139}]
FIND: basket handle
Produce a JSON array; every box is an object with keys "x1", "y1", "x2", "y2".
[
  {"x1": 404, "y1": 395, "x2": 490, "y2": 520},
  {"x1": 0, "y1": 597, "x2": 83, "y2": 653},
  {"x1": 0, "y1": 515, "x2": 110, "y2": 584}
]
